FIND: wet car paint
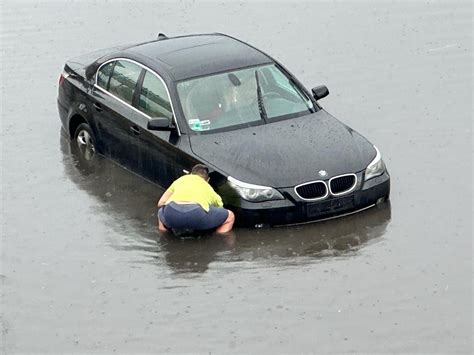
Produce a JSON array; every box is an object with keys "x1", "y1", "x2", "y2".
[
  {"x1": 1, "y1": 1, "x2": 472, "y2": 353},
  {"x1": 188, "y1": 110, "x2": 376, "y2": 187}
]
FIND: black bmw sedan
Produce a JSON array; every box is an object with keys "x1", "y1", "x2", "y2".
[{"x1": 57, "y1": 33, "x2": 390, "y2": 227}]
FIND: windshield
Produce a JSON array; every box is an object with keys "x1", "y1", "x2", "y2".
[{"x1": 176, "y1": 64, "x2": 314, "y2": 133}]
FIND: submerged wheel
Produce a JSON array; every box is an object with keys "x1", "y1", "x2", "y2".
[{"x1": 74, "y1": 123, "x2": 96, "y2": 161}]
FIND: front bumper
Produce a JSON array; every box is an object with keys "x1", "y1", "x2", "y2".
[{"x1": 228, "y1": 171, "x2": 390, "y2": 227}]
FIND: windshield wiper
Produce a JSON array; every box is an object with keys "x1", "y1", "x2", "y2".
[{"x1": 255, "y1": 70, "x2": 268, "y2": 122}]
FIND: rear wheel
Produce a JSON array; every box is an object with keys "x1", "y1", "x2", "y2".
[{"x1": 74, "y1": 123, "x2": 96, "y2": 161}]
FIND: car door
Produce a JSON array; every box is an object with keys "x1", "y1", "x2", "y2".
[
  {"x1": 90, "y1": 59, "x2": 144, "y2": 171},
  {"x1": 132, "y1": 69, "x2": 197, "y2": 188}
]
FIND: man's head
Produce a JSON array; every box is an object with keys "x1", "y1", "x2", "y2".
[{"x1": 191, "y1": 164, "x2": 209, "y2": 181}]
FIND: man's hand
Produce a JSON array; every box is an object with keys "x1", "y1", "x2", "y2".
[{"x1": 157, "y1": 189, "x2": 173, "y2": 208}]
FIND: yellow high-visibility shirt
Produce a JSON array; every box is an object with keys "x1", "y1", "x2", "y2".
[{"x1": 165, "y1": 174, "x2": 223, "y2": 212}]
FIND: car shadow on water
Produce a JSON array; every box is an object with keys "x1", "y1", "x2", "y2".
[{"x1": 60, "y1": 129, "x2": 391, "y2": 274}]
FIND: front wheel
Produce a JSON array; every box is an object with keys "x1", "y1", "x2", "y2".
[{"x1": 74, "y1": 123, "x2": 96, "y2": 161}]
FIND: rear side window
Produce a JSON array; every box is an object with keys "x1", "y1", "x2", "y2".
[
  {"x1": 97, "y1": 62, "x2": 114, "y2": 89},
  {"x1": 138, "y1": 71, "x2": 172, "y2": 119},
  {"x1": 108, "y1": 60, "x2": 142, "y2": 105}
]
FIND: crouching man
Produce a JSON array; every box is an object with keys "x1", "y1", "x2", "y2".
[{"x1": 157, "y1": 164, "x2": 235, "y2": 234}]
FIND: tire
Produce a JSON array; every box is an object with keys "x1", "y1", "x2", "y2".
[{"x1": 74, "y1": 123, "x2": 96, "y2": 161}]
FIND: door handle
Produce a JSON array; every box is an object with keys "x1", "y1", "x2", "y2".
[
  {"x1": 93, "y1": 102, "x2": 103, "y2": 112},
  {"x1": 130, "y1": 125, "x2": 141, "y2": 135}
]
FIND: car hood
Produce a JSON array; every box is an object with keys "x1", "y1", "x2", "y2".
[{"x1": 189, "y1": 110, "x2": 376, "y2": 188}]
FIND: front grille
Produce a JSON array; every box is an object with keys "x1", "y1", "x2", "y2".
[
  {"x1": 329, "y1": 174, "x2": 356, "y2": 195},
  {"x1": 295, "y1": 181, "x2": 327, "y2": 200}
]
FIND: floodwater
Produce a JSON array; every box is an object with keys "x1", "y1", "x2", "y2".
[{"x1": 1, "y1": 1, "x2": 472, "y2": 353}]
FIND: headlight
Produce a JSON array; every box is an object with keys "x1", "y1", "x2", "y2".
[
  {"x1": 364, "y1": 146, "x2": 386, "y2": 181},
  {"x1": 228, "y1": 176, "x2": 284, "y2": 202}
]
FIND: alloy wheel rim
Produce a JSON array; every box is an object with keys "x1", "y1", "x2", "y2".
[
  {"x1": 77, "y1": 130, "x2": 94, "y2": 150},
  {"x1": 76, "y1": 129, "x2": 95, "y2": 160}
]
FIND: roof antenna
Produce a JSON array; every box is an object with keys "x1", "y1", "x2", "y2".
[{"x1": 157, "y1": 33, "x2": 168, "y2": 40}]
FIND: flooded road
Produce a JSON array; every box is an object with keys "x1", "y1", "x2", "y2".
[{"x1": 1, "y1": 1, "x2": 472, "y2": 353}]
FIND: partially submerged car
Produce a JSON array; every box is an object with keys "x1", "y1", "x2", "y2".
[{"x1": 57, "y1": 33, "x2": 390, "y2": 227}]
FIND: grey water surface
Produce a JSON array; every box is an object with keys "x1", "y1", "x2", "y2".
[{"x1": 1, "y1": 1, "x2": 472, "y2": 353}]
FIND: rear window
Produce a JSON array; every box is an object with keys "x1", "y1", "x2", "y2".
[{"x1": 107, "y1": 60, "x2": 142, "y2": 105}]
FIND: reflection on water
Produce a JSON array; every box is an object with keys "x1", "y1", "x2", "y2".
[{"x1": 60, "y1": 129, "x2": 391, "y2": 274}]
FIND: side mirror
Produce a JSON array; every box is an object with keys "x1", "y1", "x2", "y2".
[
  {"x1": 311, "y1": 85, "x2": 329, "y2": 101},
  {"x1": 147, "y1": 117, "x2": 171, "y2": 130}
]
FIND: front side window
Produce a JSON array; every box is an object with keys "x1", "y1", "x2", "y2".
[
  {"x1": 97, "y1": 62, "x2": 114, "y2": 89},
  {"x1": 138, "y1": 71, "x2": 172, "y2": 119},
  {"x1": 176, "y1": 64, "x2": 314, "y2": 133},
  {"x1": 108, "y1": 60, "x2": 142, "y2": 105}
]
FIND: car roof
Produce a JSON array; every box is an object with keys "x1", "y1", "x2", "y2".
[{"x1": 126, "y1": 33, "x2": 273, "y2": 81}]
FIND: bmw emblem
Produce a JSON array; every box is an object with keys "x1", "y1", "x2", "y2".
[{"x1": 318, "y1": 170, "x2": 328, "y2": 178}]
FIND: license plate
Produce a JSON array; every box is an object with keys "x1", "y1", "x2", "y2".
[{"x1": 306, "y1": 196, "x2": 354, "y2": 217}]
